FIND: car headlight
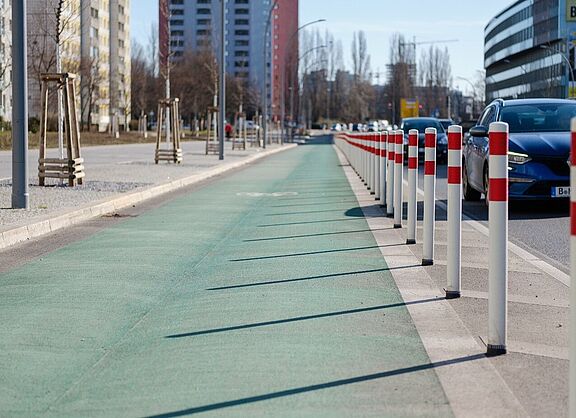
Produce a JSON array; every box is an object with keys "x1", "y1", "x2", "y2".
[
  {"x1": 508, "y1": 151, "x2": 531, "y2": 164},
  {"x1": 437, "y1": 135, "x2": 448, "y2": 145},
  {"x1": 403, "y1": 136, "x2": 409, "y2": 145}
]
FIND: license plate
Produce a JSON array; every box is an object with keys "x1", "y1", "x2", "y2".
[
  {"x1": 551, "y1": 186, "x2": 570, "y2": 197},
  {"x1": 418, "y1": 147, "x2": 424, "y2": 153}
]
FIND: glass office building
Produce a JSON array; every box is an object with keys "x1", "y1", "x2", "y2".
[{"x1": 485, "y1": 0, "x2": 576, "y2": 100}]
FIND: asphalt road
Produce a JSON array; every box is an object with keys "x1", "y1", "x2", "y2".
[{"x1": 412, "y1": 164, "x2": 570, "y2": 273}]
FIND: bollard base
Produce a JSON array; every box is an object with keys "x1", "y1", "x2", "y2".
[
  {"x1": 394, "y1": 224, "x2": 402, "y2": 229},
  {"x1": 386, "y1": 212, "x2": 394, "y2": 218},
  {"x1": 445, "y1": 290, "x2": 461, "y2": 299},
  {"x1": 421, "y1": 259, "x2": 434, "y2": 266},
  {"x1": 406, "y1": 239, "x2": 416, "y2": 245},
  {"x1": 486, "y1": 345, "x2": 507, "y2": 357},
  {"x1": 370, "y1": 191, "x2": 375, "y2": 195},
  {"x1": 375, "y1": 197, "x2": 380, "y2": 201}
]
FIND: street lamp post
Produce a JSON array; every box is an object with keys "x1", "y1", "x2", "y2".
[
  {"x1": 12, "y1": 0, "x2": 28, "y2": 209},
  {"x1": 218, "y1": 0, "x2": 226, "y2": 160},
  {"x1": 280, "y1": 19, "x2": 326, "y2": 144},
  {"x1": 457, "y1": 76, "x2": 477, "y2": 119}
]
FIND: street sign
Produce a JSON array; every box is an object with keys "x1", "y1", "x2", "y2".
[
  {"x1": 568, "y1": 0, "x2": 576, "y2": 21},
  {"x1": 401, "y1": 98, "x2": 419, "y2": 119}
]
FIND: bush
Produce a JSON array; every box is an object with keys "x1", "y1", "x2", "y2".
[{"x1": 28, "y1": 117, "x2": 40, "y2": 133}]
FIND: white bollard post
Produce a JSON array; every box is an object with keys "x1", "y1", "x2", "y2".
[
  {"x1": 446, "y1": 125, "x2": 463, "y2": 299},
  {"x1": 570, "y1": 117, "x2": 576, "y2": 417},
  {"x1": 394, "y1": 130, "x2": 404, "y2": 228},
  {"x1": 369, "y1": 133, "x2": 375, "y2": 194},
  {"x1": 380, "y1": 131, "x2": 388, "y2": 207},
  {"x1": 422, "y1": 127, "x2": 436, "y2": 266},
  {"x1": 386, "y1": 131, "x2": 395, "y2": 217},
  {"x1": 487, "y1": 121, "x2": 509, "y2": 356},
  {"x1": 363, "y1": 134, "x2": 368, "y2": 186},
  {"x1": 406, "y1": 129, "x2": 418, "y2": 244},
  {"x1": 374, "y1": 133, "x2": 381, "y2": 200}
]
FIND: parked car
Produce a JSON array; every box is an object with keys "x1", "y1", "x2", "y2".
[
  {"x1": 399, "y1": 117, "x2": 448, "y2": 164},
  {"x1": 245, "y1": 121, "x2": 260, "y2": 130},
  {"x1": 463, "y1": 98, "x2": 575, "y2": 203},
  {"x1": 438, "y1": 118, "x2": 454, "y2": 131}
]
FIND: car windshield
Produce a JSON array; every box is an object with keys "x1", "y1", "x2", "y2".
[
  {"x1": 402, "y1": 119, "x2": 444, "y2": 133},
  {"x1": 500, "y1": 103, "x2": 576, "y2": 133}
]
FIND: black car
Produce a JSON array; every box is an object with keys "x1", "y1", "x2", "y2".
[
  {"x1": 400, "y1": 117, "x2": 448, "y2": 164},
  {"x1": 463, "y1": 98, "x2": 574, "y2": 203}
]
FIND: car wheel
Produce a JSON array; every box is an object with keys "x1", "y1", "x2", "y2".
[
  {"x1": 462, "y1": 162, "x2": 481, "y2": 201},
  {"x1": 483, "y1": 165, "x2": 489, "y2": 207}
]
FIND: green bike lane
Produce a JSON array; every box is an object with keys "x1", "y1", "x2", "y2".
[{"x1": 0, "y1": 138, "x2": 452, "y2": 417}]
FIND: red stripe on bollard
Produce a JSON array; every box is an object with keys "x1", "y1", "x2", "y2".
[
  {"x1": 447, "y1": 166, "x2": 461, "y2": 184},
  {"x1": 425, "y1": 132, "x2": 435, "y2": 148},
  {"x1": 572, "y1": 131, "x2": 576, "y2": 166},
  {"x1": 489, "y1": 178, "x2": 508, "y2": 202},
  {"x1": 409, "y1": 132, "x2": 418, "y2": 147},
  {"x1": 408, "y1": 157, "x2": 417, "y2": 169},
  {"x1": 571, "y1": 202, "x2": 576, "y2": 235},
  {"x1": 490, "y1": 132, "x2": 508, "y2": 155},
  {"x1": 448, "y1": 132, "x2": 462, "y2": 150},
  {"x1": 424, "y1": 160, "x2": 435, "y2": 175},
  {"x1": 395, "y1": 151, "x2": 403, "y2": 164}
]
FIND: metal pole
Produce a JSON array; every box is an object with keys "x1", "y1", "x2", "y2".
[
  {"x1": 393, "y1": 130, "x2": 404, "y2": 228},
  {"x1": 262, "y1": 1, "x2": 279, "y2": 150},
  {"x1": 422, "y1": 127, "x2": 437, "y2": 265},
  {"x1": 406, "y1": 129, "x2": 418, "y2": 244},
  {"x1": 446, "y1": 125, "x2": 462, "y2": 298},
  {"x1": 219, "y1": 0, "x2": 226, "y2": 160},
  {"x1": 12, "y1": 0, "x2": 29, "y2": 209}
]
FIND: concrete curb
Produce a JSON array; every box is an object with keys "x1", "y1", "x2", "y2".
[{"x1": 0, "y1": 144, "x2": 297, "y2": 250}]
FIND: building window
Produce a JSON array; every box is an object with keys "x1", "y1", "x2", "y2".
[
  {"x1": 171, "y1": 30, "x2": 184, "y2": 36},
  {"x1": 198, "y1": 0, "x2": 211, "y2": 3},
  {"x1": 171, "y1": 0, "x2": 184, "y2": 4},
  {"x1": 172, "y1": 9, "x2": 184, "y2": 15},
  {"x1": 235, "y1": 29, "x2": 249, "y2": 36},
  {"x1": 170, "y1": 19, "x2": 183, "y2": 26},
  {"x1": 197, "y1": 19, "x2": 211, "y2": 25},
  {"x1": 235, "y1": 8, "x2": 249, "y2": 14},
  {"x1": 235, "y1": 50, "x2": 249, "y2": 57},
  {"x1": 235, "y1": 39, "x2": 249, "y2": 46},
  {"x1": 235, "y1": 19, "x2": 249, "y2": 25},
  {"x1": 197, "y1": 29, "x2": 211, "y2": 36},
  {"x1": 90, "y1": 7, "x2": 98, "y2": 18},
  {"x1": 235, "y1": 0, "x2": 249, "y2": 3},
  {"x1": 197, "y1": 8, "x2": 211, "y2": 14}
]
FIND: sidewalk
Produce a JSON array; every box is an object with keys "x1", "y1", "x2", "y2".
[
  {"x1": 334, "y1": 144, "x2": 569, "y2": 417},
  {"x1": 0, "y1": 140, "x2": 295, "y2": 249}
]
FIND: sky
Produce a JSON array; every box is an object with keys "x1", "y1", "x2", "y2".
[{"x1": 131, "y1": 0, "x2": 509, "y2": 95}]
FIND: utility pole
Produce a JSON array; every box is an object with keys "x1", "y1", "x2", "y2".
[{"x1": 12, "y1": 0, "x2": 29, "y2": 209}]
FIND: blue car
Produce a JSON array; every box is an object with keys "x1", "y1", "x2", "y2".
[
  {"x1": 400, "y1": 117, "x2": 448, "y2": 164},
  {"x1": 463, "y1": 98, "x2": 574, "y2": 203}
]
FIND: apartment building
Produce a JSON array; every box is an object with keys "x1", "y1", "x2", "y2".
[
  {"x1": 165, "y1": 0, "x2": 298, "y2": 117},
  {"x1": 27, "y1": 0, "x2": 130, "y2": 132}
]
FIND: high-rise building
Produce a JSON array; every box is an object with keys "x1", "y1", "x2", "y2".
[
  {"x1": 27, "y1": 0, "x2": 130, "y2": 132},
  {"x1": 271, "y1": 0, "x2": 298, "y2": 121},
  {"x1": 485, "y1": 0, "x2": 576, "y2": 101},
  {"x1": 164, "y1": 0, "x2": 298, "y2": 118}
]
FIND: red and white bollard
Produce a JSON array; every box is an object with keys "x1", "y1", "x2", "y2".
[
  {"x1": 422, "y1": 127, "x2": 436, "y2": 266},
  {"x1": 394, "y1": 130, "x2": 404, "y2": 228},
  {"x1": 386, "y1": 131, "x2": 395, "y2": 217},
  {"x1": 375, "y1": 133, "x2": 381, "y2": 201},
  {"x1": 370, "y1": 133, "x2": 376, "y2": 194},
  {"x1": 406, "y1": 129, "x2": 418, "y2": 244},
  {"x1": 380, "y1": 131, "x2": 388, "y2": 207},
  {"x1": 570, "y1": 117, "x2": 576, "y2": 417},
  {"x1": 487, "y1": 121, "x2": 509, "y2": 356},
  {"x1": 446, "y1": 125, "x2": 463, "y2": 299}
]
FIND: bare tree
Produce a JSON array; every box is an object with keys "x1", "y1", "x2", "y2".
[
  {"x1": 78, "y1": 54, "x2": 105, "y2": 131},
  {"x1": 418, "y1": 45, "x2": 452, "y2": 117}
]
